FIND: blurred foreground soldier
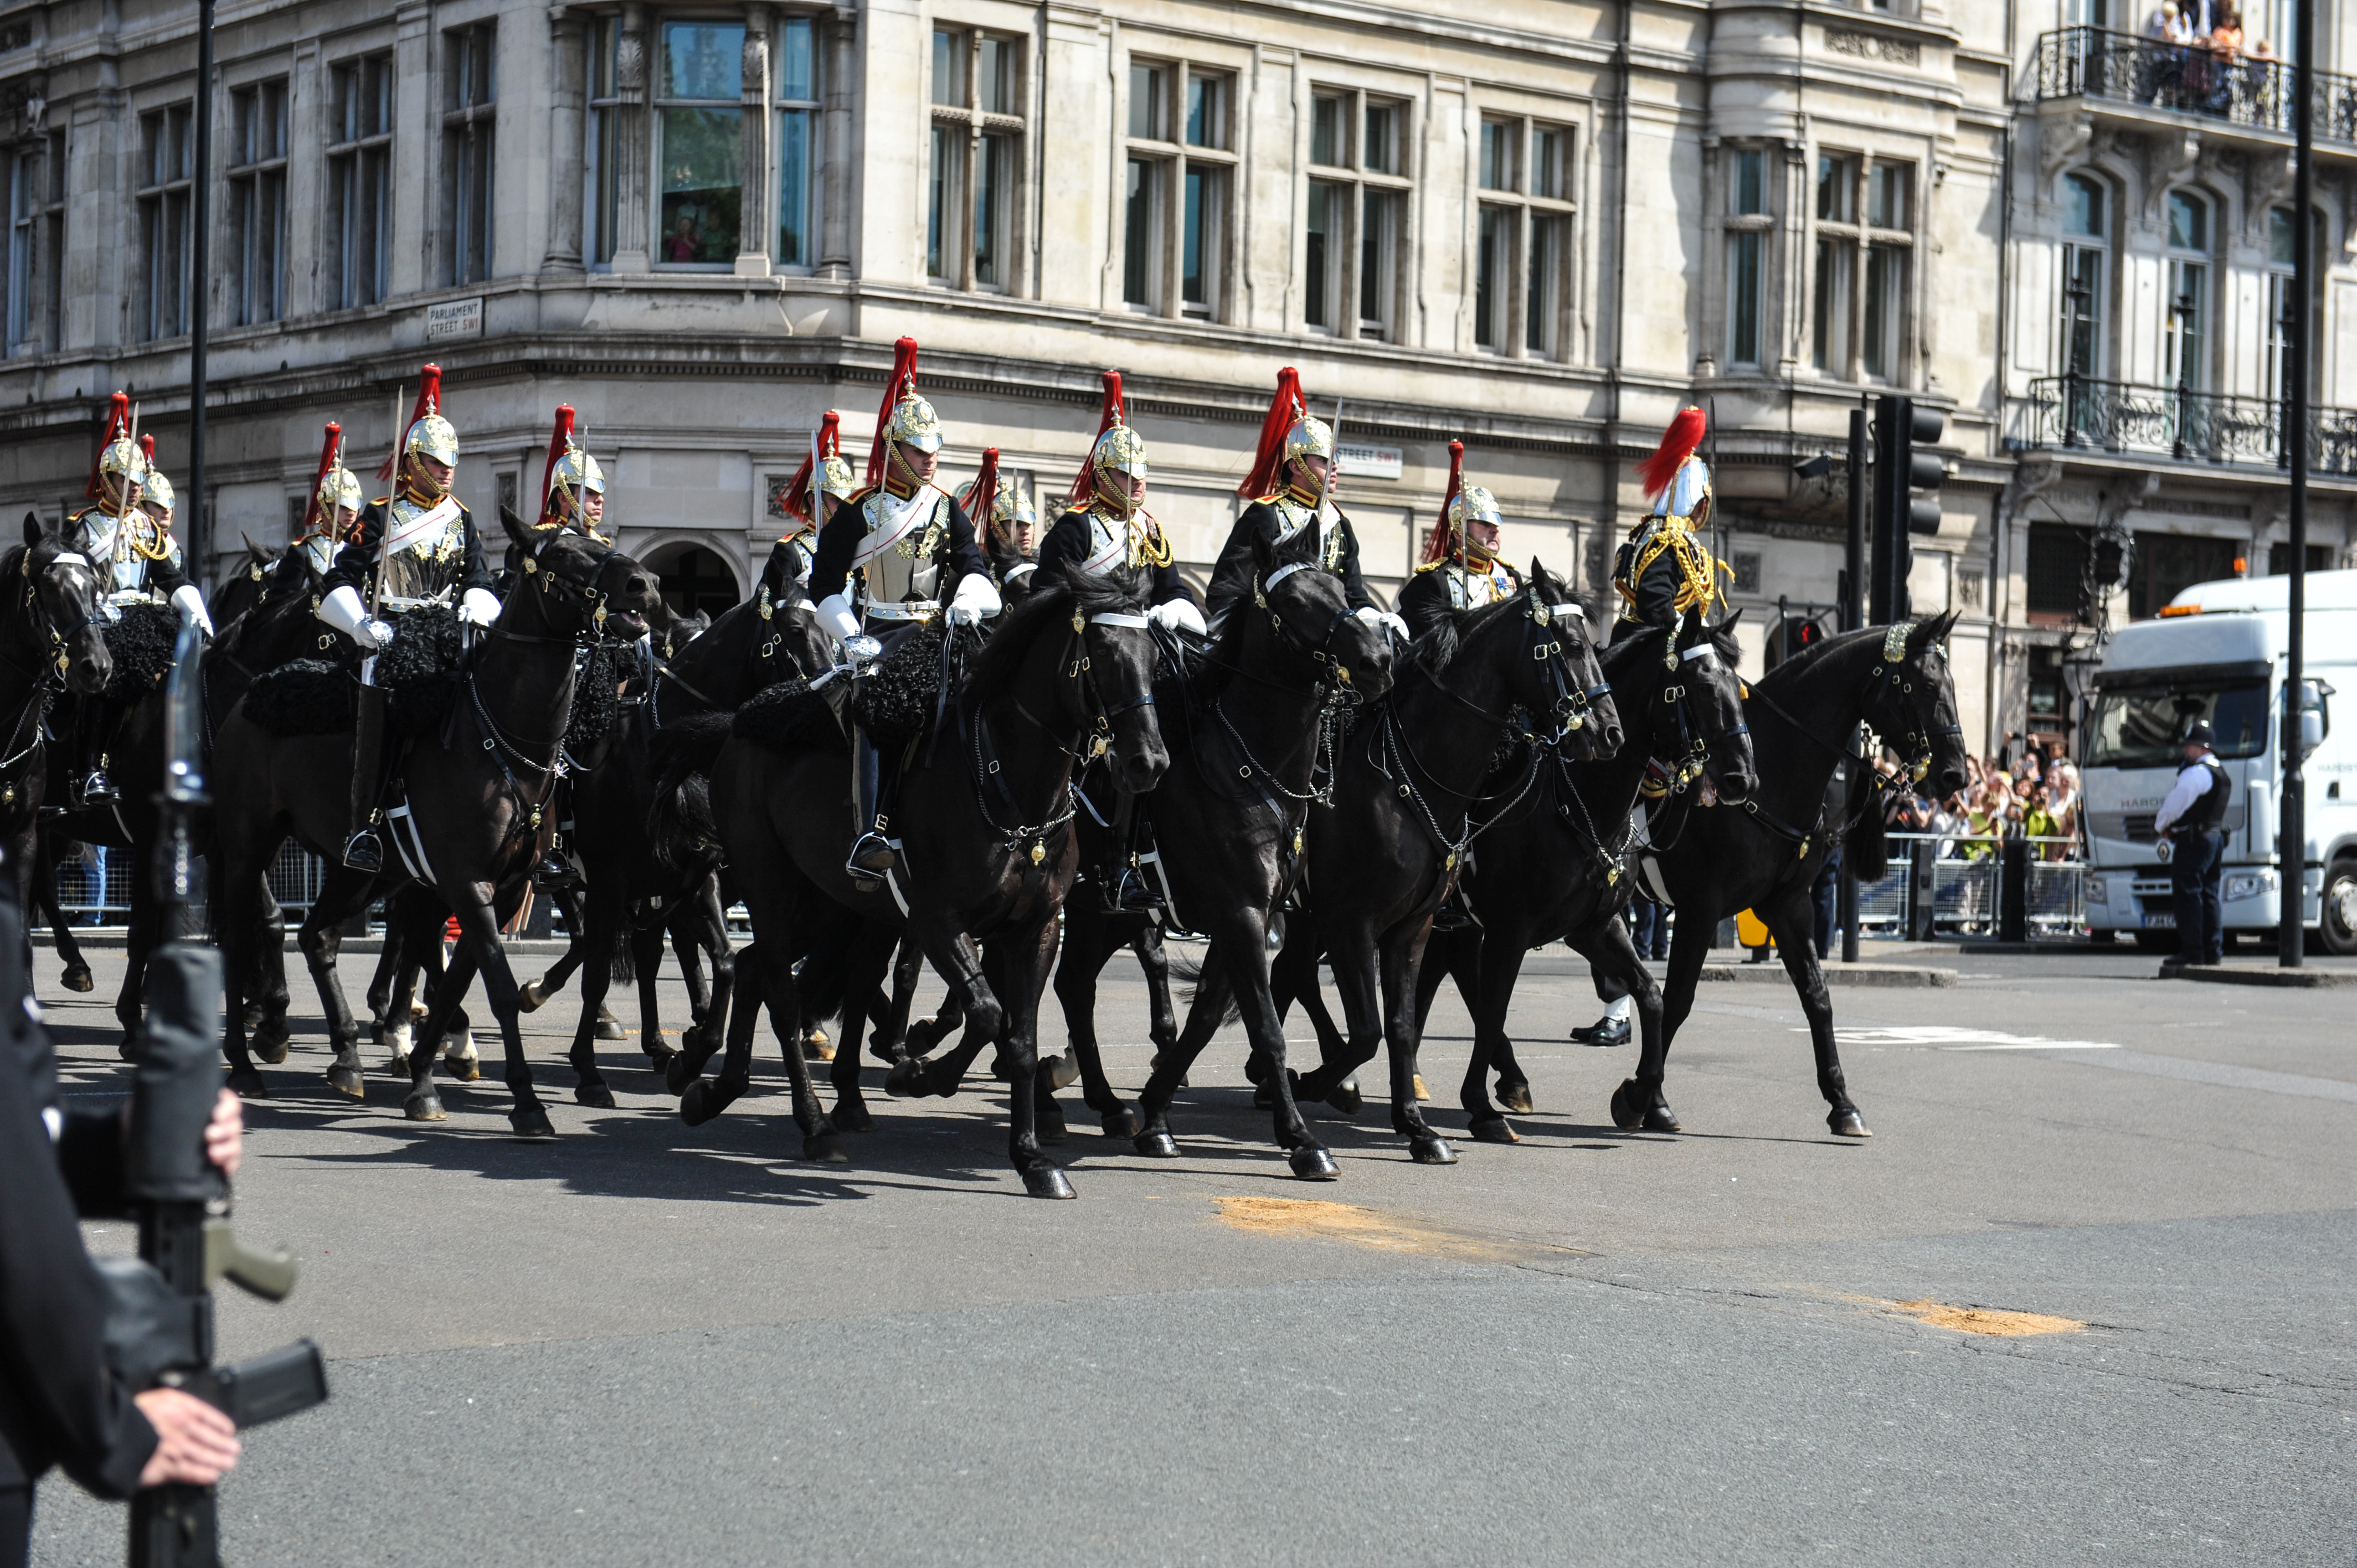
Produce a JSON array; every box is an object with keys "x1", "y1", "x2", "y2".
[
  {"x1": 1399, "y1": 440, "x2": 1523, "y2": 639},
  {"x1": 1614, "y1": 406, "x2": 1724, "y2": 640},
  {"x1": 0, "y1": 857, "x2": 244, "y2": 1565},
  {"x1": 2154, "y1": 719, "x2": 2229, "y2": 972}
]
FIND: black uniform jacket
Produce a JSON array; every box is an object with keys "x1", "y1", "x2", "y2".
[
  {"x1": 1033, "y1": 510, "x2": 1195, "y2": 608},
  {"x1": 0, "y1": 869, "x2": 157, "y2": 1498},
  {"x1": 1612, "y1": 520, "x2": 1701, "y2": 636},
  {"x1": 987, "y1": 541, "x2": 1043, "y2": 604},
  {"x1": 1203, "y1": 498, "x2": 1375, "y2": 625},
  {"x1": 806, "y1": 486, "x2": 991, "y2": 609},
  {"x1": 1397, "y1": 559, "x2": 1525, "y2": 642},
  {"x1": 66, "y1": 506, "x2": 188, "y2": 602},
  {"x1": 324, "y1": 494, "x2": 494, "y2": 602}
]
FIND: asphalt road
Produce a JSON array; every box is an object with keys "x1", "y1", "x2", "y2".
[{"x1": 29, "y1": 938, "x2": 2357, "y2": 1566}]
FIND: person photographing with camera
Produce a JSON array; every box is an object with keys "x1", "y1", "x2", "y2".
[{"x1": 2152, "y1": 719, "x2": 2230, "y2": 972}]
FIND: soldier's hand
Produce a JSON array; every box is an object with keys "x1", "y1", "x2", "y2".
[{"x1": 135, "y1": 1389, "x2": 241, "y2": 1487}]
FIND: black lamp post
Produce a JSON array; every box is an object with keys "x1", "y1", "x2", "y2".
[{"x1": 2280, "y1": 0, "x2": 2314, "y2": 968}]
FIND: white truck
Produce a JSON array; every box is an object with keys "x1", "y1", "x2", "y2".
[{"x1": 2078, "y1": 569, "x2": 2356, "y2": 952}]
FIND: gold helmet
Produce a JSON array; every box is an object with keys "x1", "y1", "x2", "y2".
[
  {"x1": 542, "y1": 405, "x2": 606, "y2": 521},
  {"x1": 1446, "y1": 483, "x2": 1501, "y2": 533},
  {"x1": 317, "y1": 461, "x2": 364, "y2": 517},
  {"x1": 1283, "y1": 411, "x2": 1335, "y2": 466},
  {"x1": 991, "y1": 474, "x2": 1036, "y2": 531},
  {"x1": 97, "y1": 435, "x2": 142, "y2": 492},
  {"x1": 817, "y1": 452, "x2": 860, "y2": 502},
  {"x1": 140, "y1": 467, "x2": 176, "y2": 513},
  {"x1": 1092, "y1": 422, "x2": 1147, "y2": 486},
  {"x1": 883, "y1": 388, "x2": 944, "y2": 455},
  {"x1": 402, "y1": 364, "x2": 460, "y2": 468}
]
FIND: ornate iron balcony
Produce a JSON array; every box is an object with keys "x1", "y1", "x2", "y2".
[
  {"x1": 2036, "y1": 27, "x2": 2357, "y2": 143},
  {"x1": 2024, "y1": 373, "x2": 2357, "y2": 476}
]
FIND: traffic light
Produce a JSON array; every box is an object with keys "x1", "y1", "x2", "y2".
[{"x1": 1871, "y1": 395, "x2": 1947, "y2": 622}]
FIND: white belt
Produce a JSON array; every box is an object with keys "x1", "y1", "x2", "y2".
[{"x1": 866, "y1": 601, "x2": 940, "y2": 622}]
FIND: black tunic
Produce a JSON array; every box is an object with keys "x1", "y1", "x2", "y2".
[
  {"x1": 1397, "y1": 558, "x2": 1525, "y2": 642},
  {"x1": 325, "y1": 494, "x2": 493, "y2": 606},
  {"x1": 1203, "y1": 497, "x2": 1375, "y2": 625},
  {"x1": 806, "y1": 485, "x2": 991, "y2": 617},
  {"x1": 1033, "y1": 509, "x2": 1195, "y2": 607}
]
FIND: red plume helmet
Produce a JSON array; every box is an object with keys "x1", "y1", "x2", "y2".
[
  {"x1": 780, "y1": 410, "x2": 845, "y2": 527},
  {"x1": 85, "y1": 391, "x2": 131, "y2": 501},
  {"x1": 1237, "y1": 368, "x2": 1308, "y2": 502},
  {"x1": 138, "y1": 432, "x2": 158, "y2": 470},
  {"x1": 960, "y1": 447, "x2": 1003, "y2": 521},
  {"x1": 1422, "y1": 440, "x2": 1468, "y2": 566},
  {"x1": 864, "y1": 337, "x2": 922, "y2": 487},
  {"x1": 538, "y1": 405, "x2": 577, "y2": 519},
  {"x1": 1068, "y1": 371, "x2": 1127, "y2": 506},
  {"x1": 378, "y1": 365, "x2": 445, "y2": 482},
  {"x1": 1636, "y1": 406, "x2": 1707, "y2": 501},
  {"x1": 299, "y1": 422, "x2": 343, "y2": 537}
]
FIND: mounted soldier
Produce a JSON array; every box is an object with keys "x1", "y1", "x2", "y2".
[
  {"x1": 1034, "y1": 372, "x2": 1205, "y2": 911},
  {"x1": 1203, "y1": 367, "x2": 1404, "y2": 642},
  {"x1": 770, "y1": 409, "x2": 857, "y2": 597},
  {"x1": 514, "y1": 404, "x2": 611, "y2": 892},
  {"x1": 317, "y1": 364, "x2": 498, "y2": 871},
  {"x1": 1614, "y1": 406, "x2": 1725, "y2": 641},
  {"x1": 61, "y1": 396, "x2": 211, "y2": 806},
  {"x1": 959, "y1": 447, "x2": 1041, "y2": 605},
  {"x1": 292, "y1": 423, "x2": 367, "y2": 579},
  {"x1": 807, "y1": 337, "x2": 1001, "y2": 885},
  {"x1": 1399, "y1": 440, "x2": 1525, "y2": 641}
]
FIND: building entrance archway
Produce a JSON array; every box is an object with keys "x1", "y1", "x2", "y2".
[{"x1": 645, "y1": 544, "x2": 743, "y2": 621}]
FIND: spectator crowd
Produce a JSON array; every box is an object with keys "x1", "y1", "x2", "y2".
[{"x1": 1879, "y1": 742, "x2": 2084, "y2": 862}]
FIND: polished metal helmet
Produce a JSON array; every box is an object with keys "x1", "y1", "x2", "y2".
[
  {"x1": 406, "y1": 388, "x2": 460, "y2": 467},
  {"x1": 97, "y1": 435, "x2": 141, "y2": 494},
  {"x1": 991, "y1": 474, "x2": 1036, "y2": 530},
  {"x1": 883, "y1": 389, "x2": 944, "y2": 455},
  {"x1": 817, "y1": 452, "x2": 860, "y2": 502},
  {"x1": 1282, "y1": 411, "x2": 1335, "y2": 466},
  {"x1": 550, "y1": 443, "x2": 606, "y2": 503},
  {"x1": 1446, "y1": 483, "x2": 1502, "y2": 533},
  {"x1": 316, "y1": 462, "x2": 365, "y2": 518},
  {"x1": 139, "y1": 467, "x2": 175, "y2": 513},
  {"x1": 1091, "y1": 422, "x2": 1147, "y2": 486}
]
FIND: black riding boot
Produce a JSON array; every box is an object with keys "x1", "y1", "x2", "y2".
[
  {"x1": 344, "y1": 684, "x2": 387, "y2": 873},
  {"x1": 847, "y1": 728, "x2": 897, "y2": 886},
  {"x1": 1100, "y1": 786, "x2": 1156, "y2": 914},
  {"x1": 534, "y1": 780, "x2": 582, "y2": 893},
  {"x1": 71, "y1": 702, "x2": 120, "y2": 807}
]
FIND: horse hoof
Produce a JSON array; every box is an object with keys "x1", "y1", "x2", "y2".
[
  {"x1": 1044, "y1": 1052, "x2": 1081, "y2": 1091},
  {"x1": 442, "y1": 1054, "x2": 482, "y2": 1084},
  {"x1": 1289, "y1": 1147, "x2": 1341, "y2": 1181},
  {"x1": 326, "y1": 1064, "x2": 366, "y2": 1100},
  {"x1": 510, "y1": 1109, "x2": 558, "y2": 1142},
  {"x1": 595, "y1": 1017, "x2": 628, "y2": 1042},
  {"x1": 833, "y1": 1099, "x2": 876, "y2": 1133},
  {"x1": 254, "y1": 1034, "x2": 291, "y2": 1066},
  {"x1": 680, "y1": 1081, "x2": 732, "y2": 1127},
  {"x1": 1412, "y1": 1074, "x2": 1430, "y2": 1103},
  {"x1": 1036, "y1": 1108, "x2": 1068, "y2": 1146},
  {"x1": 1608, "y1": 1080, "x2": 1645, "y2": 1132},
  {"x1": 227, "y1": 1068, "x2": 268, "y2": 1100},
  {"x1": 1134, "y1": 1130, "x2": 1180, "y2": 1159},
  {"x1": 1100, "y1": 1107, "x2": 1141, "y2": 1139},
  {"x1": 805, "y1": 1131, "x2": 849, "y2": 1164},
  {"x1": 1327, "y1": 1077, "x2": 1363, "y2": 1116},
  {"x1": 1469, "y1": 1117, "x2": 1520, "y2": 1144},
  {"x1": 801, "y1": 1034, "x2": 836, "y2": 1063},
  {"x1": 1022, "y1": 1166, "x2": 1077, "y2": 1200},
  {"x1": 575, "y1": 1084, "x2": 616, "y2": 1109},
  {"x1": 1409, "y1": 1134, "x2": 1458, "y2": 1165},
  {"x1": 404, "y1": 1092, "x2": 446, "y2": 1122},
  {"x1": 665, "y1": 1055, "x2": 699, "y2": 1096},
  {"x1": 60, "y1": 964, "x2": 94, "y2": 994},
  {"x1": 642, "y1": 1042, "x2": 677, "y2": 1071},
  {"x1": 1497, "y1": 1080, "x2": 1535, "y2": 1114},
  {"x1": 518, "y1": 980, "x2": 546, "y2": 1013},
  {"x1": 1830, "y1": 1108, "x2": 1872, "y2": 1138},
  {"x1": 867, "y1": 1036, "x2": 907, "y2": 1067},
  {"x1": 883, "y1": 1059, "x2": 925, "y2": 1098},
  {"x1": 1643, "y1": 1105, "x2": 1682, "y2": 1134}
]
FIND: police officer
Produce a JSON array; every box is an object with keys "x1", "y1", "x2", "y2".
[{"x1": 2154, "y1": 719, "x2": 2230, "y2": 971}]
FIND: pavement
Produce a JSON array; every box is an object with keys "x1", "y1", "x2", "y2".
[{"x1": 28, "y1": 937, "x2": 2357, "y2": 1567}]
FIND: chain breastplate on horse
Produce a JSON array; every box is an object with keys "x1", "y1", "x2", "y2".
[
  {"x1": 853, "y1": 486, "x2": 948, "y2": 620},
  {"x1": 378, "y1": 496, "x2": 469, "y2": 608}
]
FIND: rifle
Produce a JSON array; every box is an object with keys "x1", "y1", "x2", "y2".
[{"x1": 111, "y1": 620, "x2": 328, "y2": 1568}]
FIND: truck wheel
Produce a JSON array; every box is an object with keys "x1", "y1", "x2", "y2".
[{"x1": 2321, "y1": 858, "x2": 2357, "y2": 957}]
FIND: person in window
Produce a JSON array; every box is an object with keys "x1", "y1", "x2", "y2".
[
  {"x1": 1614, "y1": 406, "x2": 1725, "y2": 642},
  {"x1": 2153, "y1": 719, "x2": 2230, "y2": 970},
  {"x1": 1202, "y1": 367, "x2": 1399, "y2": 639},
  {"x1": 667, "y1": 214, "x2": 701, "y2": 264},
  {"x1": 1398, "y1": 440, "x2": 1525, "y2": 641}
]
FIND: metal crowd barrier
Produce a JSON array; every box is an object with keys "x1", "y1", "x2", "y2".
[
  {"x1": 43, "y1": 841, "x2": 326, "y2": 929},
  {"x1": 1854, "y1": 833, "x2": 2086, "y2": 942}
]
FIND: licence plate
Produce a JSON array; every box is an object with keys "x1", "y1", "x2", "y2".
[{"x1": 2143, "y1": 912, "x2": 2176, "y2": 930}]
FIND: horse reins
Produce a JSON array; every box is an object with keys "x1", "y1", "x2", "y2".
[{"x1": 979, "y1": 602, "x2": 1157, "y2": 866}]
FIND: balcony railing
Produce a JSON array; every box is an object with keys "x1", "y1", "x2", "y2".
[
  {"x1": 2023, "y1": 374, "x2": 2357, "y2": 476},
  {"x1": 2036, "y1": 27, "x2": 2357, "y2": 144}
]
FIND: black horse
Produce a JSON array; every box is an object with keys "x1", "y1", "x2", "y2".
[
  {"x1": 210, "y1": 509, "x2": 660, "y2": 1131},
  {"x1": 655, "y1": 568, "x2": 1170, "y2": 1197},
  {"x1": 0, "y1": 519, "x2": 114, "y2": 917},
  {"x1": 1412, "y1": 610, "x2": 1756, "y2": 1143},
  {"x1": 1176, "y1": 563, "x2": 1622, "y2": 1168},
  {"x1": 1628, "y1": 614, "x2": 1970, "y2": 1137},
  {"x1": 1052, "y1": 523, "x2": 1395, "y2": 1171}
]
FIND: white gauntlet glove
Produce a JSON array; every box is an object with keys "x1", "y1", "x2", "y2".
[
  {"x1": 844, "y1": 635, "x2": 883, "y2": 668},
  {"x1": 1149, "y1": 598, "x2": 1207, "y2": 637},
  {"x1": 319, "y1": 584, "x2": 390, "y2": 651},
  {"x1": 169, "y1": 584, "x2": 213, "y2": 637},
  {"x1": 815, "y1": 594, "x2": 863, "y2": 646},
  {"x1": 946, "y1": 573, "x2": 1002, "y2": 627},
  {"x1": 1356, "y1": 606, "x2": 1408, "y2": 641},
  {"x1": 460, "y1": 588, "x2": 503, "y2": 628}
]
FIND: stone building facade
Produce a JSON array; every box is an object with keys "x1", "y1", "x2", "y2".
[{"x1": 0, "y1": 0, "x2": 2351, "y2": 756}]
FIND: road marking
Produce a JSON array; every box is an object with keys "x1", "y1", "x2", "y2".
[
  {"x1": 1820, "y1": 1025, "x2": 2124, "y2": 1051},
  {"x1": 1812, "y1": 1027, "x2": 2357, "y2": 1105}
]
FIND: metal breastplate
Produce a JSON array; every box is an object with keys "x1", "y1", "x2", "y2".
[
  {"x1": 298, "y1": 533, "x2": 339, "y2": 577},
  {"x1": 1272, "y1": 497, "x2": 1347, "y2": 573},
  {"x1": 81, "y1": 512, "x2": 170, "y2": 601},
  {"x1": 378, "y1": 498, "x2": 468, "y2": 607},
  {"x1": 856, "y1": 488, "x2": 946, "y2": 616},
  {"x1": 1446, "y1": 561, "x2": 1514, "y2": 612}
]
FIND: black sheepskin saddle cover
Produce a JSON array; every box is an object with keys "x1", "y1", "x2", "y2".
[
  {"x1": 732, "y1": 676, "x2": 848, "y2": 757},
  {"x1": 848, "y1": 623, "x2": 948, "y2": 751},
  {"x1": 243, "y1": 609, "x2": 620, "y2": 750},
  {"x1": 100, "y1": 602, "x2": 180, "y2": 704}
]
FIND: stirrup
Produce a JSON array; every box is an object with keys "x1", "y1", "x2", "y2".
[
  {"x1": 74, "y1": 770, "x2": 119, "y2": 807},
  {"x1": 343, "y1": 829, "x2": 385, "y2": 874},
  {"x1": 848, "y1": 831, "x2": 897, "y2": 879},
  {"x1": 1102, "y1": 866, "x2": 1159, "y2": 914},
  {"x1": 532, "y1": 850, "x2": 581, "y2": 893}
]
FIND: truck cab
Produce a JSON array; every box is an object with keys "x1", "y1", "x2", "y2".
[{"x1": 2079, "y1": 569, "x2": 2357, "y2": 953}]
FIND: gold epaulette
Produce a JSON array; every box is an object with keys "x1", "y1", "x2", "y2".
[
  {"x1": 370, "y1": 496, "x2": 392, "y2": 508},
  {"x1": 1413, "y1": 558, "x2": 1448, "y2": 574}
]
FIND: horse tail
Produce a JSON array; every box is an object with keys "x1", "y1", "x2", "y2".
[
  {"x1": 1845, "y1": 767, "x2": 1889, "y2": 883},
  {"x1": 646, "y1": 711, "x2": 732, "y2": 870},
  {"x1": 1169, "y1": 951, "x2": 1241, "y2": 1031},
  {"x1": 608, "y1": 920, "x2": 638, "y2": 988}
]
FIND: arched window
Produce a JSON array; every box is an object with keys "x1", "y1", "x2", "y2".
[
  {"x1": 2060, "y1": 173, "x2": 2107, "y2": 383},
  {"x1": 2165, "y1": 191, "x2": 2209, "y2": 392},
  {"x1": 646, "y1": 543, "x2": 742, "y2": 621}
]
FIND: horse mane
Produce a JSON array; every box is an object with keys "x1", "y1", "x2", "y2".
[
  {"x1": 1407, "y1": 590, "x2": 1525, "y2": 682},
  {"x1": 961, "y1": 565, "x2": 1151, "y2": 695}
]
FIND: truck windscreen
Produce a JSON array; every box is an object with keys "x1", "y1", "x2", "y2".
[{"x1": 2083, "y1": 683, "x2": 2268, "y2": 768}]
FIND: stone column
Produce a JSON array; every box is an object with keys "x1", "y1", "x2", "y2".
[
  {"x1": 817, "y1": 4, "x2": 855, "y2": 278},
  {"x1": 545, "y1": 9, "x2": 586, "y2": 273},
  {"x1": 735, "y1": 3, "x2": 773, "y2": 276},
  {"x1": 610, "y1": 2, "x2": 651, "y2": 271}
]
